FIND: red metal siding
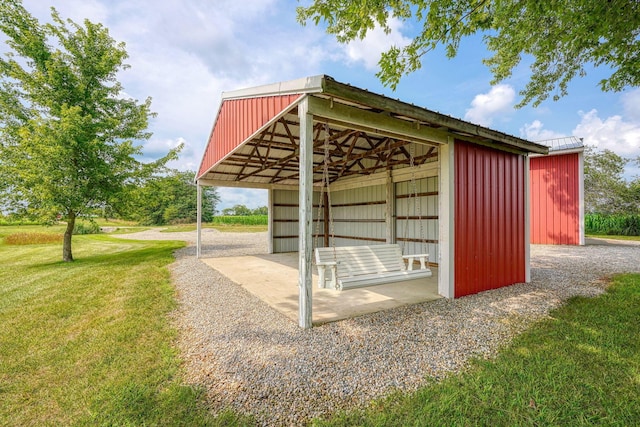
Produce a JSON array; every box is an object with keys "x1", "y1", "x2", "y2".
[
  {"x1": 454, "y1": 140, "x2": 526, "y2": 297},
  {"x1": 529, "y1": 153, "x2": 580, "y2": 245},
  {"x1": 197, "y1": 94, "x2": 301, "y2": 179}
]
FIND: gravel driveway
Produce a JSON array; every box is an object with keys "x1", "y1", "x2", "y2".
[{"x1": 116, "y1": 229, "x2": 640, "y2": 426}]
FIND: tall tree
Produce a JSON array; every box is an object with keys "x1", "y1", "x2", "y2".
[
  {"x1": 0, "y1": 1, "x2": 178, "y2": 261},
  {"x1": 583, "y1": 146, "x2": 631, "y2": 215},
  {"x1": 298, "y1": 0, "x2": 640, "y2": 106},
  {"x1": 126, "y1": 171, "x2": 219, "y2": 225}
]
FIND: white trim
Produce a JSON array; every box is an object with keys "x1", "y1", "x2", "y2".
[
  {"x1": 298, "y1": 97, "x2": 314, "y2": 329},
  {"x1": 222, "y1": 75, "x2": 325, "y2": 100},
  {"x1": 524, "y1": 155, "x2": 531, "y2": 282},
  {"x1": 438, "y1": 139, "x2": 455, "y2": 298},
  {"x1": 196, "y1": 183, "x2": 202, "y2": 258},
  {"x1": 578, "y1": 150, "x2": 586, "y2": 245},
  {"x1": 529, "y1": 147, "x2": 585, "y2": 158},
  {"x1": 268, "y1": 189, "x2": 274, "y2": 254}
]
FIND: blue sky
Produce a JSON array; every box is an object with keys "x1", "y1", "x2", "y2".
[{"x1": 19, "y1": 0, "x2": 640, "y2": 211}]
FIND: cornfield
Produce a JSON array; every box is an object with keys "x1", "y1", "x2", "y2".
[
  {"x1": 585, "y1": 213, "x2": 640, "y2": 236},
  {"x1": 211, "y1": 215, "x2": 268, "y2": 225}
]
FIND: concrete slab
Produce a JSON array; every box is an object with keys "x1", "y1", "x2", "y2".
[{"x1": 201, "y1": 252, "x2": 441, "y2": 325}]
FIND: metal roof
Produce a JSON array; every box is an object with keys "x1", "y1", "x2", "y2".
[
  {"x1": 535, "y1": 136, "x2": 584, "y2": 152},
  {"x1": 197, "y1": 75, "x2": 549, "y2": 188}
]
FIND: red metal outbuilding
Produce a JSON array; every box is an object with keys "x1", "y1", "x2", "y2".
[
  {"x1": 529, "y1": 137, "x2": 584, "y2": 245},
  {"x1": 195, "y1": 75, "x2": 549, "y2": 328}
]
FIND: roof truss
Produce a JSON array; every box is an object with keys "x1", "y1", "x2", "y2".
[{"x1": 206, "y1": 108, "x2": 439, "y2": 188}]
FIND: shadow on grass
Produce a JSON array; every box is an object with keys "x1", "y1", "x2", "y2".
[{"x1": 30, "y1": 237, "x2": 185, "y2": 270}]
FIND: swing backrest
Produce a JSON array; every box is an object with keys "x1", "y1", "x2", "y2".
[{"x1": 315, "y1": 244, "x2": 406, "y2": 278}]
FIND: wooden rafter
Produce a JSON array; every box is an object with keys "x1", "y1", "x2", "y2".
[
  {"x1": 237, "y1": 128, "x2": 269, "y2": 178},
  {"x1": 212, "y1": 103, "x2": 440, "y2": 186},
  {"x1": 280, "y1": 118, "x2": 299, "y2": 148}
]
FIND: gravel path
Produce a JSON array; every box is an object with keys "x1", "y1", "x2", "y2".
[{"x1": 117, "y1": 229, "x2": 640, "y2": 425}]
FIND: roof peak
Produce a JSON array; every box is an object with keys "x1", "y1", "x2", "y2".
[{"x1": 222, "y1": 75, "x2": 329, "y2": 100}]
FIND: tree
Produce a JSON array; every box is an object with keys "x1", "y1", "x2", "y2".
[
  {"x1": 583, "y1": 146, "x2": 632, "y2": 214},
  {"x1": 297, "y1": 0, "x2": 640, "y2": 107},
  {"x1": 126, "y1": 171, "x2": 219, "y2": 225},
  {"x1": 221, "y1": 204, "x2": 252, "y2": 216},
  {"x1": 252, "y1": 206, "x2": 268, "y2": 215},
  {"x1": 0, "y1": 1, "x2": 178, "y2": 261}
]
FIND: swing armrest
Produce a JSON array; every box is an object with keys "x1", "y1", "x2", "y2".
[
  {"x1": 402, "y1": 254, "x2": 429, "y2": 271},
  {"x1": 316, "y1": 261, "x2": 339, "y2": 289}
]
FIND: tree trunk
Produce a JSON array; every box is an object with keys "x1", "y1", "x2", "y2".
[{"x1": 63, "y1": 212, "x2": 75, "y2": 262}]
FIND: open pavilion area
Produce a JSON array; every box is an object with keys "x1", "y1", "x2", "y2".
[{"x1": 201, "y1": 252, "x2": 440, "y2": 324}]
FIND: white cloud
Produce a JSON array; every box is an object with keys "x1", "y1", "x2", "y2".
[
  {"x1": 24, "y1": 0, "x2": 109, "y2": 24},
  {"x1": 574, "y1": 109, "x2": 640, "y2": 158},
  {"x1": 344, "y1": 17, "x2": 411, "y2": 70},
  {"x1": 520, "y1": 120, "x2": 566, "y2": 142},
  {"x1": 464, "y1": 84, "x2": 515, "y2": 126}
]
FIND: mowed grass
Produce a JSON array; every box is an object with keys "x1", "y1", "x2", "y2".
[
  {"x1": 315, "y1": 273, "x2": 640, "y2": 426},
  {"x1": 0, "y1": 227, "x2": 250, "y2": 426},
  {"x1": 3, "y1": 223, "x2": 639, "y2": 426}
]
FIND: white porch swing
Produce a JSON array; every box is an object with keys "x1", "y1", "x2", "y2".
[{"x1": 313, "y1": 125, "x2": 432, "y2": 290}]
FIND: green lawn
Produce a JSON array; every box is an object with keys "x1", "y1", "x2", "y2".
[
  {"x1": 314, "y1": 273, "x2": 640, "y2": 426},
  {"x1": 0, "y1": 228, "x2": 250, "y2": 426},
  {"x1": 2, "y1": 225, "x2": 638, "y2": 426}
]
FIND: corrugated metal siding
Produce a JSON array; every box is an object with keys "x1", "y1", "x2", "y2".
[
  {"x1": 272, "y1": 189, "x2": 300, "y2": 253},
  {"x1": 197, "y1": 94, "x2": 301, "y2": 179},
  {"x1": 272, "y1": 189, "x2": 323, "y2": 253},
  {"x1": 530, "y1": 153, "x2": 580, "y2": 245},
  {"x1": 395, "y1": 177, "x2": 438, "y2": 265},
  {"x1": 272, "y1": 185, "x2": 389, "y2": 251},
  {"x1": 454, "y1": 140, "x2": 526, "y2": 297},
  {"x1": 331, "y1": 185, "x2": 386, "y2": 246}
]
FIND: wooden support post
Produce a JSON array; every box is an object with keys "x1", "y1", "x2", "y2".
[
  {"x1": 196, "y1": 182, "x2": 202, "y2": 258},
  {"x1": 578, "y1": 150, "x2": 585, "y2": 246},
  {"x1": 268, "y1": 188, "x2": 274, "y2": 254},
  {"x1": 298, "y1": 97, "x2": 313, "y2": 329},
  {"x1": 386, "y1": 170, "x2": 396, "y2": 243}
]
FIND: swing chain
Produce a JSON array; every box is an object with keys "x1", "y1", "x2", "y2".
[
  {"x1": 323, "y1": 124, "x2": 337, "y2": 262},
  {"x1": 402, "y1": 143, "x2": 428, "y2": 256},
  {"x1": 313, "y1": 123, "x2": 337, "y2": 263},
  {"x1": 410, "y1": 145, "x2": 427, "y2": 254}
]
